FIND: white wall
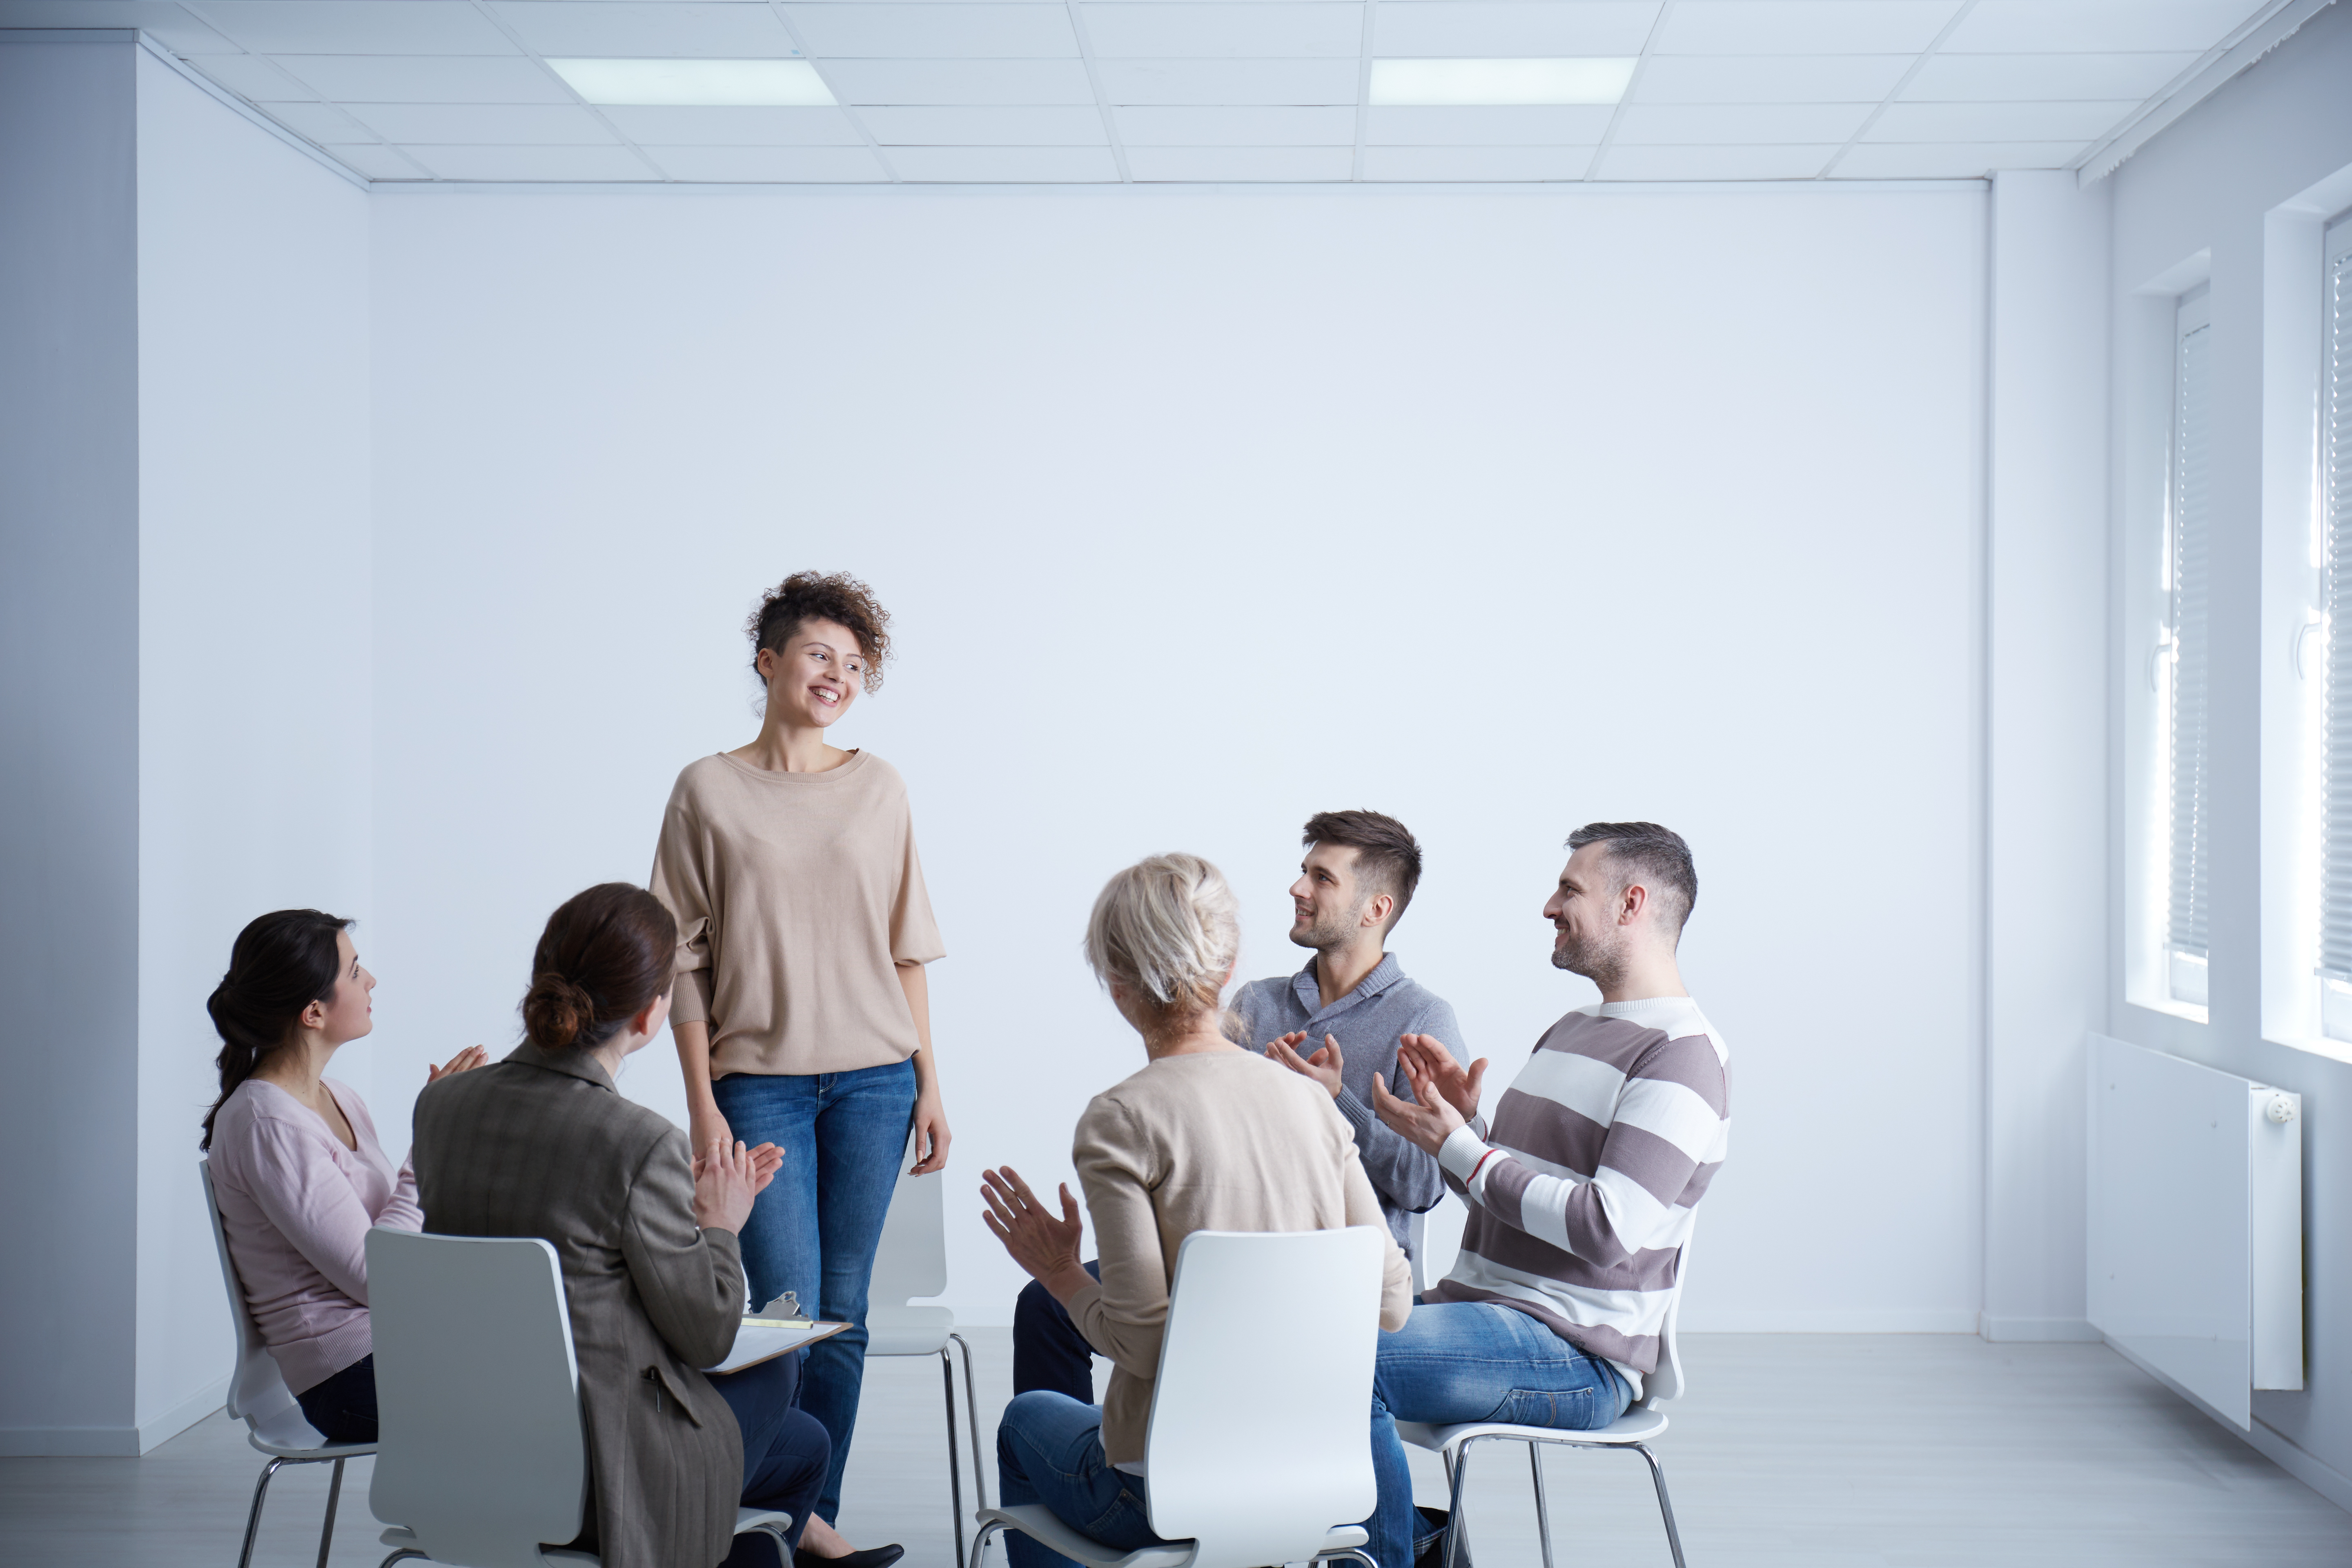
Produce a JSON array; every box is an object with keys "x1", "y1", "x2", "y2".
[
  {"x1": 369, "y1": 182, "x2": 1988, "y2": 1331},
  {"x1": 132, "y1": 50, "x2": 374, "y2": 1448},
  {"x1": 2107, "y1": 0, "x2": 2352, "y2": 1504},
  {"x1": 1980, "y1": 169, "x2": 2111, "y2": 1343},
  {"x1": 0, "y1": 32, "x2": 143, "y2": 1457}
]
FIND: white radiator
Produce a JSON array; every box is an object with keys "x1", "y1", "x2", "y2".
[{"x1": 2086, "y1": 1035, "x2": 2303, "y2": 1428}]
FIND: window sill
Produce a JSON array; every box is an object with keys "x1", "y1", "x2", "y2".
[
  {"x1": 2129, "y1": 995, "x2": 2210, "y2": 1026},
  {"x1": 2261, "y1": 1033, "x2": 2352, "y2": 1067}
]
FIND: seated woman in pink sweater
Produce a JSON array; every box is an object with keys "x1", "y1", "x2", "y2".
[{"x1": 200, "y1": 909, "x2": 485, "y2": 1443}]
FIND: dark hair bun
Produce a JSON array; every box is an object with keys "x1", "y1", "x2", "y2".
[{"x1": 522, "y1": 971, "x2": 598, "y2": 1050}]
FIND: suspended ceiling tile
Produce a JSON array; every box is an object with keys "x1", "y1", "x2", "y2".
[
  {"x1": 1096, "y1": 56, "x2": 1360, "y2": 104},
  {"x1": 258, "y1": 99, "x2": 376, "y2": 140},
  {"x1": 1078, "y1": 3, "x2": 1360, "y2": 60},
  {"x1": 1832, "y1": 140, "x2": 2091, "y2": 178},
  {"x1": 198, "y1": 2, "x2": 520, "y2": 57},
  {"x1": 885, "y1": 143, "x2": 1121, "y2": 179},
  {"x1": 1125, "y1": 144, "x2": 1353, "y2": 180},
  {"x1": 321, "y1": 143, "x2": 427, "y2": 179},
  {"x1": 641, "y1": 143, "x2": 889, "y2": 180},
  {"x1": 1364, "y1": 105, "x2": 1612, "y2": 145},
  {"x1": 1115, "y1": 104, "x2": 1356, "y2": 144},
  {"x1": 1656, "y1": 1, "x2": 1964, "y2": 56},
  {"x1": 1630, "y1": 52, "x2": 1911, "y2": 102},
  {"x1": 345, "y1": 102, "x2": 619, "y2": 145},
  {"x1": 402, "y1": 143, "x2": 655, "y2": 180},
  {"x1": 1374, "y1": 1, "x2": 1662, "y2": 59},
  {"x1": 1868, "y1": 98, "x2": 2139, "y2": 143},
  {"x1": 1904, "y1": 50, "x2": 2201, "y2": 102},
  {"x1": 0, "y1": 0, "x2": 238, "y2": 52},
  {"x1": 597, "y1": 105, "x2": 866, "y2": 145},
  {"x1": 1942, "y1": 0, "x2": 2272, "y2": 56},
  {"x1": 1615, "y1": 101, "x2": 1874, "y2": 144},
  {"x1": 858, "y1": 104, "x2": 1107, "y2": 143},
  {"x1": 270, "y1": 53, "x2": 577, "y2": 102},
  {"x1": 489, "y1": 2, "x2": 800, "y2": 60},
  {"x1": 783, "y1": 3, "x2": 1078, "y2": 58},
  {"x1": 1595, "y1": 141, "x2": 1840, "y2": 179},
  {"x1": 184, "y1": 51, "x2": 316, "y2": 98},
  {"x1": 821, "y1": 57, "x2": 1096, "y2": 102},
  {"x1": 1361, "y1": 143, "x2": 1596, "y2": 180}
]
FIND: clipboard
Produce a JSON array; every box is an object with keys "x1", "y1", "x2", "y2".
[{"x1": 707, "y1": 1318, "x2": 851, "y2": 1375}]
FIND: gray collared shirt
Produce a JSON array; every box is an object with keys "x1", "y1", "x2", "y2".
[{"x1": 1231, "y1": 952, "x2": 1468, "y2": 1259}]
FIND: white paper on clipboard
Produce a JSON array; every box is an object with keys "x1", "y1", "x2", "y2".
[{"x1": 707, "y1": 1319, "x2": 850, "y2": 1375}]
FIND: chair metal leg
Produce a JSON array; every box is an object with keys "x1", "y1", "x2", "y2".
[
  {"x1": 941, "y1": 1350, "x2": 968, "y2": 1568},
  {"x1": 1315, "y1": 1550, "x2": 1377, "y2": 1568},
  {"x1": 316, "y1": 1457, "x2": 347, "y2": 1568},
  {"x1": 376, "y1": 1552, "x2": 427, "y2": 1568},
  {"x1": 950, "y1": 1332, "x2": 988, "y2": 1512},
  {"x1": 1527, "y1": 1443, "x2": 1555, "y2": 1568},
  {"x1": 238, "y1": 1457, "x2": 289, "y2": 1568},
  {"x1": 1629, "y1": 1444, "x2": 1688, "y2": 1568},
  {"x1": 1441, "y1": 1438, "x2": 1475, "y2": 1568}
]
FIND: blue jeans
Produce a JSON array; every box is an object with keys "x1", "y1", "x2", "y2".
[
  {"x1": 996, "y1": 1391, "x2": 1169, "y2": 1568},
  {"x1": 1367, "y1": 1302, "x2": 1631, "y2": 1568},
  {"x1": 1012, "y1": 1262, "x2": 1102, "y2": 1403},
  {"x1": 713, "y1": 1059, "x2": 917, "y2": 1526}
]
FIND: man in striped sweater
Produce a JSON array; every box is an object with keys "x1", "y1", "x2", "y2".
[{"x1": 1363, "y1": 821, "x2": 1728, "y2": 1568}]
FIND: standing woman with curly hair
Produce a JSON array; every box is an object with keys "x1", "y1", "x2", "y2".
[{"x1": 650, "y1": 570, "x2": 946, "y2": 1560}]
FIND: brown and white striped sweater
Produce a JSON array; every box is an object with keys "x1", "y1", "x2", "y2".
[{"x1": 1426, "y1": 997, "x2": 1730, "y2": 1398}]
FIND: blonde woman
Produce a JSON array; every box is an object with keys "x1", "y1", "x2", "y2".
[
  {"x1": 652, "y1": 570, "x2": 944, "y2": 1553},
  {"x1": 980, "y1": 854, "x2": 1412, "y2": 1568}
]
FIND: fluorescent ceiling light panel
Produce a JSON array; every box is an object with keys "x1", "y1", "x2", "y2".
[
  {"x1": 1370, "y1": 58, "x2": 1635, "y2": 107},
  {"x1": 547, "y1": 58, "x2": 835, "y2": 107}
]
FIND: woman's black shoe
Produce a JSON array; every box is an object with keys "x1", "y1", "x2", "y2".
[{"x1": 795, "y1": 1544, "x2": 905, "y2": 1568}]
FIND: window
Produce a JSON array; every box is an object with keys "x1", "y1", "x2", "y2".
[
  {"x1": 2319, "y1": 219, "x2": 2352, "y2": 1038},
  {"x1": 2165, "y1": 290, "x2": 2213, "y2": 1008}
]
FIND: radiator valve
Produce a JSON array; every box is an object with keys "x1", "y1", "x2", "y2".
[{"x1": 2267, "y1": 1094, "x2": 2299, "y2": 1125}]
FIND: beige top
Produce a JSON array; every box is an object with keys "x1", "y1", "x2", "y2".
[
  {"x1": 650, "y1": 749, "x2": 945, "y2": 1078},
  {"x1": 1065, "y1": 1049, "x2": 1413, "y2": 1468}
]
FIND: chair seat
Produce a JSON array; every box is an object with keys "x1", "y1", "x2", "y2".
[
  {"x1": 381, "y1": 1508, "x2": 793, "y2": 1565},
  {"x1": 978, "y1": 1505, "x2": 1369, "y2": 1568},
  {"x1": 244, "y1": 1419, "x2": 374, "y2": 1461},
  {"x1": 1396, "y1": 1405, "x2": 1669, "y2": 1454},
  {"x1": 864, "y1": 1305, "x2": 953, "y2": 1358}
]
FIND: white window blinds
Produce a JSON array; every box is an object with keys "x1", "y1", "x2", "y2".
[
  {"x1": 2319, "y1": 227, "x2": 2352, "y2": 980},
  {"x1": 2166, "y1": 295, "x2": 2213, "y2": 1000}
]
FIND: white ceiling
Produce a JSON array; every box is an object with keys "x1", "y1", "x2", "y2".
[{"x1": 0, "y1": 0, "x2": 2309, "y2": 184}]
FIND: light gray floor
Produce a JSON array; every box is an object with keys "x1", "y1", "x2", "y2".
[{"x1": 4, "y1": 1333, "x2": 2348, "y2": 1567}]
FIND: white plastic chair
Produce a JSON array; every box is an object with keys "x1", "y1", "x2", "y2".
[
  {"x1": 364, "y1": 1229, "x2": 793, "y2": 1568},
  {"x1": 972, "y1": 1227, "x2": 1388, "y2": 1568},
  {"x1": 199, "y1": 1157, "x2": 376, "y2": 1568},
  {"x1": 864, "y1": 1131, "x2": 986, "y2": 1568},
  {"x1": 1394, "y1": 1266, "x2": 1692, "y2": 1568}
]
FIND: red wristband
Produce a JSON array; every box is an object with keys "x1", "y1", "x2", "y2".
[{"x1": 1466, "y1": 1148, "x2": 1504, "y2": 1189}]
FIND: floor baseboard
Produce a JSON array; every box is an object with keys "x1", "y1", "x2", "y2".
[
  {"x1": 1980, "y1": 1314, "x2": 2103, "y2": 1341},
  {"x1": 0, "y1": 1374, "x2": 228, "y2": 1457},
  {"x1": 2247, "y1": 1417, "x2": 2352, "y2": 1517}
]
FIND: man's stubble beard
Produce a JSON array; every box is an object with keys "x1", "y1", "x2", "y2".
[
  {"x1": 1551, "y1": 923, "x2": 1626, "y2": 991},
  {"x1": 1291, "y1": 899, "x2": 1370, "y2": 953}
]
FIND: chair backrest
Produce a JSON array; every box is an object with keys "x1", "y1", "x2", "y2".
[
  {"x1": 1143, "y1": 1228, "x2": 1386, "y2": 1568},
  {"x1": 197, "y1": 1157, "x2": 324, "y2": 1446},
  {"x1": 1638, "y1": 1225, "x2": 1693, "y2": 1409},
  {"x1": 367, "y1": 1230, "x2": 587, "y2": 1568},
  {"x1": 867, "y1": 1129, "x2": 945, "y2": 1310}
]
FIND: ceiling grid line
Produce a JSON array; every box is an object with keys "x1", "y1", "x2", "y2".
[
  {"x1": 166, "y1": 0, "x2": 436, "y2": 180},
  {"x1": 760, "y1": 0, "x2": 900, "y2": 185},
  {"x1": 1063, "y1": 0, "x2": 1132, "y2": 185},
  {"x1": 1349, "y1": 0, "x2": 1378, "y2": 183},
  {"x1": 460, "y1": 0, "x2": 673, "y2": 183},
  {"x1": 1583, "y1": 0, "x2": 1679, "y2": 184},
  {"x1": 1816, "y1": 0, "x2": 1985, "y2": 180}
]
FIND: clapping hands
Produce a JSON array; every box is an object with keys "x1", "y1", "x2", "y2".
[{"x1": 1370, "y1": 1033, "x2": 1488, "y2": 1156}]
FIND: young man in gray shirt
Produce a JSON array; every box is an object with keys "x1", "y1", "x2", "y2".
[{"x1": 1009, "y1": 810, "x2": 1469, "y2": 1402}]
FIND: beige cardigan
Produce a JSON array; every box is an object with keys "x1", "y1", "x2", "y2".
[{"x1": 1064, "y1": 1049, "x2": 1413, "y2": 1467}]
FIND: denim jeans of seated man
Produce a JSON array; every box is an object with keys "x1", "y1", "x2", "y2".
[
  {"x1": 713, "y1": 1058, "x2": 918, "y2": 1525},
  {"x1": 996, "y1": 1390, "x2": 1169, "y2": 1568},
  {"x1": 1364, "y1": 1301, "x2": 1632, "y2": 1568}
]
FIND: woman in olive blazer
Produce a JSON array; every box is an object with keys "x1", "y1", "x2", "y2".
[{"x1": 413, "y1": 884, "x2": 829, "y2": 1568}]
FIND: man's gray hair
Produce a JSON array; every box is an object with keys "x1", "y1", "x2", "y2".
[
  {"x1": 1567, "y1": 821, "x2": 1697, "y2": 936},
  {"x1": 1084, "y1": 853, "x2": 1241, "y2": 1018}
]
